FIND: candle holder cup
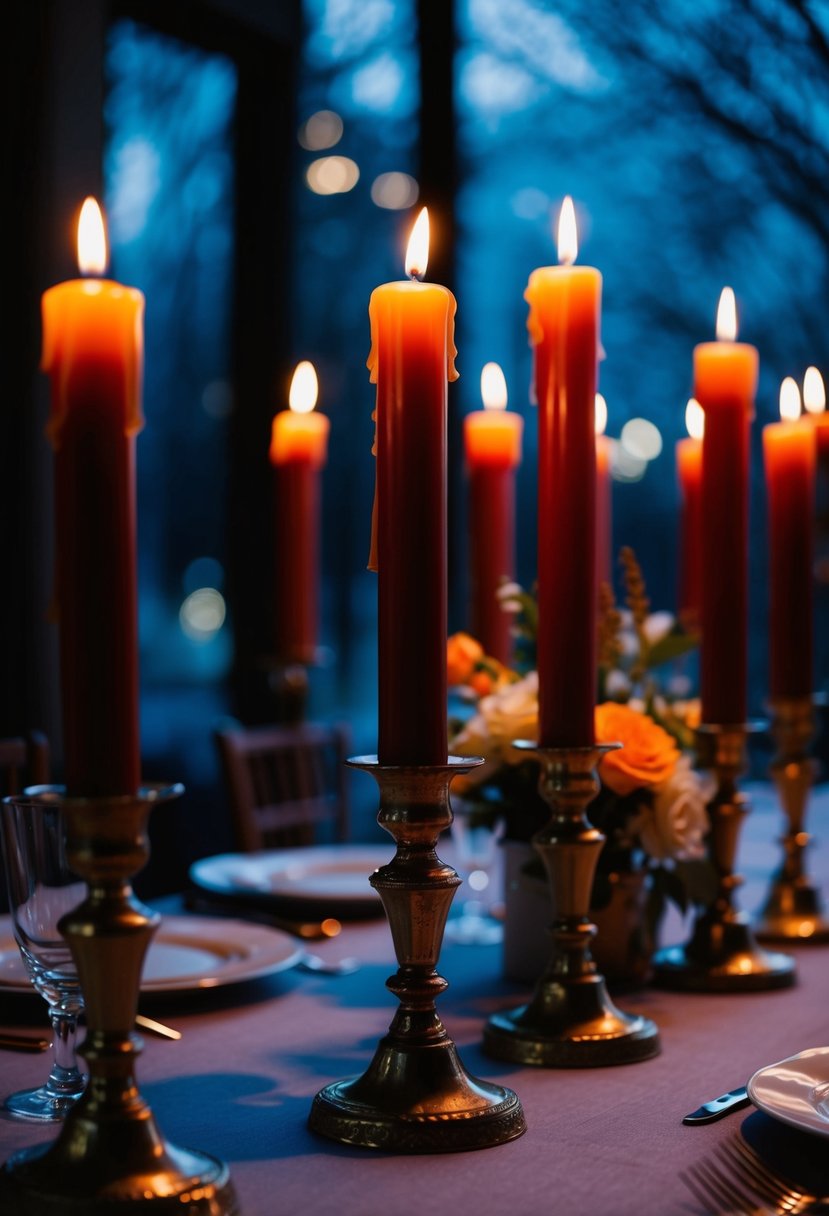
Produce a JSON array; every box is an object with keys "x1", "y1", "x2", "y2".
[
  {"x1": 308, "y1": 755, "x2": 526, "y2": 1153},
  {"x1": 483, "y1": 742, "x2": 660, "y2": 1068},
  {"x1": 0, "y1": 784, "x2": 238, "y2": 1216},
  {"x1": 755, "y1": 696, "x2": 829, "y2": 943},
  {"x1": 652, "y1": 723, "x2": 796, "y2": 992}
]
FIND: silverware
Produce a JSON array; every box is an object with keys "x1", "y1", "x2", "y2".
[
  {"x1": 297, "y1": 953, "x2": 360, "y2": 977},
  {"x1": 135, "y1": 1014, "x2": 182, "y2": 1041},
  {"x1": 681, "y1": 1137, "x2": 829, "y2": 1214},
  {"x1": 0, "y1": 1031, "x2": 50, "y2": 1053},
  {"x1": 683, "y1": 1086, "x2": 751, "y2": 1125},
  {"x1": 185, "y1": 892, "x2": 340, "y2": 940}
]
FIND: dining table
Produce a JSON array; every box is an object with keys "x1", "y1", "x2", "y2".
[{"x1": 0, "y1": 782, "x2": 827, "y2": 1216}]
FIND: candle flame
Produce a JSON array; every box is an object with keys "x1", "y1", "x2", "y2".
[
  {"x1": 594, "y1": 392, "x2": 608, "y2": 436},
  {"x1": 803, "y1": 366, "x2": 826, "y2": 415},
  {"x1": 557, "y1": 195, "x2": 577, "y2": 266},
  {"x1": 779, "y1": 376, "x2": 801, "y2": 422},
  {"x1": 715, "y1": 286, "x2": 737, "y2": 341},
  {"x1": 289, "y1": 361, "x2": 318, "y2": 414},
  {"x1": 685, "y1": 397, "x2": 705, "y2": 441},
  {"x1": 405, "y1": 207, "x2": 429, "y2": 279},
  {"x1": 481, "y1": 362, "x2": 508, "y2": 411},
  {"x1": 77, "y1": 197, "x2": 107, "y2": 276}
]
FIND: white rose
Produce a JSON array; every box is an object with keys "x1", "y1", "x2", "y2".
[
  {"x1": 638, "y1": 755, "x2": 708, "y2": 861},
  {"x1": 450, "y1": 672, "x2": 538, "y2": 777}
]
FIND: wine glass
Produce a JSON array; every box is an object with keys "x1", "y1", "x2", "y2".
[
  {"x1": 1, "y1": 789, "x2": 87, "y2": 1119},
  {"x1": 445, "y1": 799, "x2": 505, "y2": 945}
]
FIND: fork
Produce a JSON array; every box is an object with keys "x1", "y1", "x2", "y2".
[{"x1": 681, "y1": 1136, "x2": 829, "y2": 1215}]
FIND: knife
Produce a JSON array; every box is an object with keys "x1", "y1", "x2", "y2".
[{"x1": 682, "y1": 1086, "x2": 751, "y2": 1125}]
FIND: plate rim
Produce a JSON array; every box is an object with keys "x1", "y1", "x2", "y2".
[
  {"x1": 189, "y1": 843, "x2": 390, "y2": 907},
  {"x1": 747, "y1": 1046, "x2": 829, "y2": 1138},
  {"x1": 0, "y1": 913, "x2": 304, "y2": 995}
]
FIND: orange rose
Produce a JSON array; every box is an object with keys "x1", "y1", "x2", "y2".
[
  {"x1": 595, "y1": 702, "x2": 679, "y2": 796},
  {"x1": 468, "y1": 669, "x2": 494, "y2": 696},
  {"x1": 447, "y1": 632, "x2": 484, "y2": 686}
]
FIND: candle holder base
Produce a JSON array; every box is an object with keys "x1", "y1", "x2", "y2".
[
  {"x1": 484, "y1": 982, "x2": 659, "y2": 1068},
  {"x1": 483, "y1": 744, "x2": 660, "y2": 1069},
  {"x1": 308, "y1": 756, "x2": 526, "y2": 1153},
  {"x1": 652, "y1": 723, "x2": 796, "y2": 993},
  {"x1": 755, "y1": 894, "x2": 829, "y2": 946},
  {"x1": 1, "y1": 1141, "x2": 236, "y2": 1216},
  {"x1": 310, "y1": 1041, "x2": 524, "y2": 1154},
  {"x1": 0, "y1": 785, "x2": 238, "y2": 1215},
  {"x1": 754, "y1": 697, "x2": 829, "y2": 945},
  {"x1": 651, "y1": 931, "x2": 795, "y2": 993}
]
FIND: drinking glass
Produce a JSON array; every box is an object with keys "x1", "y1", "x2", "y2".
[
  {"x1": 1, "y1": 789, "x2": 87, "y2": 1119},
  {"x1": 445, "y1": 799, "x2": 505, "y2": 946}
]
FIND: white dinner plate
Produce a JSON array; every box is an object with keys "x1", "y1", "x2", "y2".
[
  {"x1": 189, "y1": 845, "x2": 389, "y2": 915},
  {"x1": 0, "y1": 914, "x2": 303, "y2": 994},
  {"x1": 747, "y1": 1047, "x2": 829, "y2": 1138}
]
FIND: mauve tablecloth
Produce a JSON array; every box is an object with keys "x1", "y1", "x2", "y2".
[{"x1": 0, "y1": 784, "x2": 827, "y2": 1216}]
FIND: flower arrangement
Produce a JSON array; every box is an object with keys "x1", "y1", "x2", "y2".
[{"x1": 448, "y1": 550, "x2": 715, "y2": 934}]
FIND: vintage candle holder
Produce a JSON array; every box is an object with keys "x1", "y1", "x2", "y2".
[
  {"x1": 755, "y1": 696, "x2": 829, "y2": 943},
  {"x1": 308, "y1": 755, "x2": 526, "y2": 1153},
  {"x1": 483, "y1": 742, "x2": 660, "y2": 1068},
  {"x1": 0, "y1": 785, "x2": 238, "y2": 1216},
  {"x1": 653, "y1": 723, "x2": 796, "y2": 991}
]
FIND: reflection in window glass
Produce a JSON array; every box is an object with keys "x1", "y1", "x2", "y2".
[
  {"x1": 296, "y1": 0, "x2": 418, "y2": 766},
  {"x1": 104, "y1": 20, "x2": 236, "y2": 817},
  {"x1": 457, "y1": 0, "x2": 829, "y2": 707}
]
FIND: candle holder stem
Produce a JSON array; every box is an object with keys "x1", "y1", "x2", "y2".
[
  {"x1": 755, "y1": 697, "x2": 829, "y2": 943},
  {"x1": 0, "y1": 785, "x2": 238, "y2": 1215},
  {"x1": 308, "y1": 756, "x2": 526, "y2": 1153},
  {"x1": 653, "y1": 724, "x2": 796, "y2": 991},
  {"x1": 483, "y1": 743, "x2": 660, "y2": 1067}
]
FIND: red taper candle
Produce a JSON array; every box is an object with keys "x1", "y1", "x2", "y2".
[
  {"x1": 270, "y1": 361, "x2": 330, "y2": 663},
  {"x1": 677, "y1": 398, "x2": 704, "y2": 629},
  {"x1": 41, "y1": 198, "x2": 143, "y2": 797},
  {"x1": 595, "y1": 393, "x2": 613, "y2": 597},
  {"x1": 464, "y1": 362, "x2": 523, "y2": 663},
  {"x1": 764, "y1": 378, "x2": 815, "y2": 698},
  {"x1": 695, "y1": 287, "x2": 759, "y2": 726},
  {"x1": 526, "y1": 196, "x2": 600, "y2": 747},
  {"x1": 368, "y1": 208, "x2": 457, "y2": 765}
]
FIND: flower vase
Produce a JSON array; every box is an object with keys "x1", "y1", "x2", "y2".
[{"x1": 502, "y1": 840, "x2": 653, "y2": 991}]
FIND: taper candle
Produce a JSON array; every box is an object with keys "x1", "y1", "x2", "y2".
[
  {"x1": 695, "y1": 287, "x2": 758, "y2": 726},
  {"x1": 464, "y1": 362, "x2": 523, "y2": 662},
  {"x1": 677, "y1": 398, "x2": 704, "y2": 628},
  {"x1": 526, "y1": 196, "x2": 600, "y2": 747},
  {"x1": 764, "y1": 378, "x2": 815, "y2": 698},
  {"x1": 368, "y1": 208, "x2": 457, "y2": 765},
  {"x1": 41, "y1": 198, "x2": 143, "y2": 798},
  {"x1": 595, "y1": 393, "x2": 613, "y2": 597},
  {"x1": 270, "y1": 361, "x2": 330, "y2": 663}
]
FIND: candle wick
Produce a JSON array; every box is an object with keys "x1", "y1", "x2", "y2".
[{"x1": 408, "y1": 270, "x2": 424, "y2": 282}]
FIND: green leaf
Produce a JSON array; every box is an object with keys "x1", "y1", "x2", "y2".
[{"x1": 645, "y1": 630, "x2": 699, "y2": 669}]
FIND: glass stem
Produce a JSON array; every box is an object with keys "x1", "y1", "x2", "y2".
[{"x1": 47, "y1": 1009, "x2": 83, "y2": 1095}]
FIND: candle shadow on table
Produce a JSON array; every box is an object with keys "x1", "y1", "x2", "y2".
[{"x1": 141, "y1": 1074, "x2": 331, "y2": 1161}]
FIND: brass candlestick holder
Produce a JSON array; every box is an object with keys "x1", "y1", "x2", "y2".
[
  {"x1": 308, "y1": 755, "x2": 526, "y2": 1153},
  {"x1": 483, "y1": 743, "x2": 660, "y2": 1068},
  {"x1": 0, "y1": 785, "x2": 238, "y2": 1216},
  {"x1": 652, "y1": 723, "x2": 796, "y2": 992},
  {"x1": 755, "y1": 696, "x2": 829, "y2": 943}
]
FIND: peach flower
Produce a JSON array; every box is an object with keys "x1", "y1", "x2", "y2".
[{"x1": 595, "y1": 701, "x2": 679, "y2": 796}]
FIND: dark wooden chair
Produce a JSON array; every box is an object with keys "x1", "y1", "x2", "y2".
[
  {"x1": 0, "y1": 732, "x2": 50, "y2": 796},
  {"x1": 214, "y1": 723, "x2": 350, "y2": 852}
]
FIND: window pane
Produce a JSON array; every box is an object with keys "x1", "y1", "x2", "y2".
[
  {"x1": 457, "y1": 0, "x2": 829, "y2": 707},
  {"x1": 296, "y1": 0, "x2": 418, "y2": 760},
  {"x1": 104, "y1": 19, "x2": 237, "y2": 854}
]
